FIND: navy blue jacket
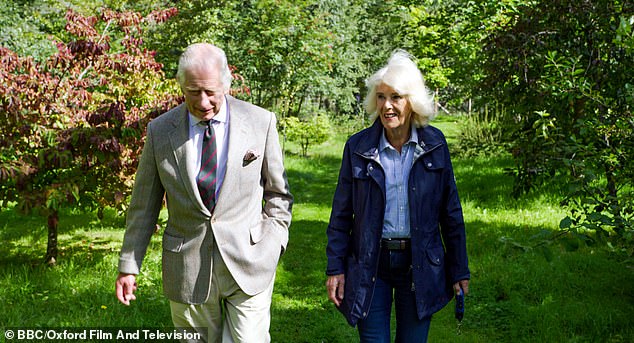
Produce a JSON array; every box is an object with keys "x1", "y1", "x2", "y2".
[{"x1": 326, "y1": 120, "x2": 470, "y2": 326}]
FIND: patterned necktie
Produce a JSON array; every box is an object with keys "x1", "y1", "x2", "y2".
[{"x1": 198, "y1": 120, "x2": 218, "y2": 211}]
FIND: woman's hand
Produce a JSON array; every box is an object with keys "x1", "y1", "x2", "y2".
[
  {"x1": 453, "y1": 279, "x2": 469, "y2": 295},
  {"x1": 326, "y1": 274, "x2": 345, "y2": 307}
]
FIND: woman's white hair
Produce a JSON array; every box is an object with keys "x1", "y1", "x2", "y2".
[
  {"x1": 364, "y1": 49, "x2": 436, "y2": 127},
  {"x1": 176, "y1": 43, "x2": 233, "y2": 91}
]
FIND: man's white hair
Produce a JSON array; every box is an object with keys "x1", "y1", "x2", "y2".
[{"x1": 175, "y1": 43, "x2": 233, "y2": 92}]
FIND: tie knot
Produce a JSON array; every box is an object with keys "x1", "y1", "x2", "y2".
[{"x1": 201, "y1": 120, "x2": 214, "y2": 139}]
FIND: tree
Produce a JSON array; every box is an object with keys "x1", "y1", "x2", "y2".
[
  {"x1": 144, "y1": 0, "x2": 416, "y2": 122},
  {"x1": 281, "y1": 111, "x2": 331, "y2": 157},
  {"x1": 404, "y1": 0, "x2": 508, "y2": 108},
  {"x1": 0, "y1": 0, "x2": 175, "y2": 61},
  {"x1": 0, "y1": 7, "x2": 180, "y2": 264},
  {"x1": 478, "y1": 0, "x2": 634, "y2": 251}
]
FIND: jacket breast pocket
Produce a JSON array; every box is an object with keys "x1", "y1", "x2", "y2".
[
  {"x1": 352, "y1": 164, "x2": 371, "y2": 180},
  {"x1": 421, "y1": 154, "x2": 445, "y2": 172}
]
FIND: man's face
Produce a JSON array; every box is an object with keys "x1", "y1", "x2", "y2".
[{"x1": 182, "y1": 64, "x2": 227, "y2": 121}]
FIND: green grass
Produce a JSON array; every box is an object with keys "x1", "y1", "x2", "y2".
[{"x1": 1, "y1": 115, "x2": 633, "y2": 342}]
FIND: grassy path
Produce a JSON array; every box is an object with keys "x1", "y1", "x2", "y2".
[{"x1": 0, "y1": 116, "x2": 632, "y2": 342}]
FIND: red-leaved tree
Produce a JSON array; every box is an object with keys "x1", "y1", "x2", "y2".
[{"x1": 0, "y1": 8, "x2": 180, "y2": 265}]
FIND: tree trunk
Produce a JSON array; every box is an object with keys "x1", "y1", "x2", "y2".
[
  {"x1": 45, "y1": 209, "x2": 59, "y2": 266},
  {"x1": 605, "y1": 165, "x2": 617, "y2": 198}
]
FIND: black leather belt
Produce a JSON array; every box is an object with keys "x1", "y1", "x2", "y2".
[{"x1": 380, "y1": 238, "x2": 411, "y2": 250}]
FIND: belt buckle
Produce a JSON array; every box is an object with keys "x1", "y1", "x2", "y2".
[{"x1": 383, "y1": 238, "x2": 408, "y2": 250}]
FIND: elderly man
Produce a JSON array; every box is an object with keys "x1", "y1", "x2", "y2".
[{"x1": 115, "y1": 43, "x2": 293, "y2": 343}]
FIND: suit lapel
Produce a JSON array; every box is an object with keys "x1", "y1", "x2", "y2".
[{"x1": 168, "y1": 104, "x2": 208, "y2": 213}]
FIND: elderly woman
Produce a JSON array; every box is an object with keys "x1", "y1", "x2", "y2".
[{"x1": 326, "y1": 50, "x2": 470, "y2": 342}]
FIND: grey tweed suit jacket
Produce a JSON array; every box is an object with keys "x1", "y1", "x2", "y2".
[{"x1": 118, "y1": 95, "x2": 293, "y2": 303}]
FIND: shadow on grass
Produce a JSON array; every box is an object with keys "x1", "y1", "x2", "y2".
[
  {"x1": 276, "y1": 219, "x2": 328, "y2": 299},
  {"x1": 461, "y1": 218, "x2": 634, "y2": 342},
  {"x1": 272, "y1": 217, "x2": 359, "y2": 342},
  {"x1": 453, "y1": 154, "x2": 568, "y2": 210},
  {"x1": 271, "y1": 304, "x2": 357, "y2": 343},
  {"x1": 0, "y1": 206, "x2": 126, "y2": 265},
  {"x1": 0, "y1": 206, "x2": 125, "y2": 239}
]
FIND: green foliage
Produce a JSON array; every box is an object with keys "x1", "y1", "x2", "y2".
[
  {"x1": 404, "y1": 0, "x2": 516, "y2": 108},
  {"x1": 281, "y1": 112, "x2": 332, "y2": 157},
  {"x1": 224, "y1": 0, "x2": 338, "y2": 117},
  {"x1": 144, "y1": 0, "x2": 415, "y2": 121},
  {"x1": 477, "y1": 0, "x2": 634, "y2": 251},
  {"x1": 454, "y1": 105, "x2": 507, "y2": 157},
  {"x1": 0, "y1": 1, "x2": 57, "y2": 61},
  {"x1": 0, "y1": 0, "x2": 173, "y2": 61}
]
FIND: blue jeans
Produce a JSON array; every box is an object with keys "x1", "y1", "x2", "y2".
[{"x1": 357, "y1": 249, "x2": 431, "y2": 343}]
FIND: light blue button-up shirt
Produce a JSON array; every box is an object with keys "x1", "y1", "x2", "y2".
[{"x1": 379, "y1": 126, "x2": 418, "y2": 239}]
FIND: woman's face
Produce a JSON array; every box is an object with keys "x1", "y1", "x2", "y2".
[{"x1": 376, "y1": 83, "x2": 412, "y2": 131}]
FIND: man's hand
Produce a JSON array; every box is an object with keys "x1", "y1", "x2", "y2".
[
  {"x1": 116, "y1": 273, "x2": 138, "y2": 305},
  {"x1": 326, "y1": 274, "x2": 345, "y2": 307}
]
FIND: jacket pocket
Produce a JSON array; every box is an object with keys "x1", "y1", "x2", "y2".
[
  {"x1": 424, "y1": 247, "x2": 448, "y2": 300},
  {"x1": 426, "y1": 247, "x2": 446, "y2": 283},
  {"x1": 250, "y1": 220, "x2": 272, "y2": 244},
  {"x1": 426, "y1": 247, "x2": 444, "y2": 266},
  {"x1": 163, "y1": 232, "x2": 184, "y2": 253}
]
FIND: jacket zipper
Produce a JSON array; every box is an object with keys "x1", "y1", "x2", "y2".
[{"x1": 409, "y1": 142, "x2": 442, "y2": 294}]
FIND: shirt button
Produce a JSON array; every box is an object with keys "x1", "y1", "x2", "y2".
[
  {"x1": 427, "y1": 162, "x2": 432, "y2": 168},
  {"x1": 372, "y1": 277, "x2": 376, "y2": 282},
  {"x1": 363, "y1": 312, "x2": 367, "y2": 317}
]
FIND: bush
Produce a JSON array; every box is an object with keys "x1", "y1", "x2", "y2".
[
  {"x1": 281, "y1": 112, "x2": 331, "y2": 157},
  {"x1": 455, "y1": 104, "x2": 507, "y2": 157}
]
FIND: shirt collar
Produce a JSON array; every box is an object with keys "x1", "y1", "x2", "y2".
[
  {"x1": 379, "y1": 125, "x2": 419, "y2": 152},
  {"x1": 189, "y1": 96, "x2": 228, "y2": 127}
]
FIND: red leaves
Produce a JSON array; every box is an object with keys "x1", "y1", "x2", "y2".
[
  {"x1": 89, "y1": 102, "x2": 126, "y2": 126},
  {"x1": 65, "y1": 10, "x2": 99, "y2": 38},
  {"x1": 68, "y1": 40, "x2": 109, "y2": 58},
  {"x1": 0, "y1": 7, "x2": 179, "y2": 214},
  {"x1": 145, "y1": 8, "x2": 179, "y2": 24},
  {"x1": 229, "y1": 66, "x2": 252, "y2": 96}
]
